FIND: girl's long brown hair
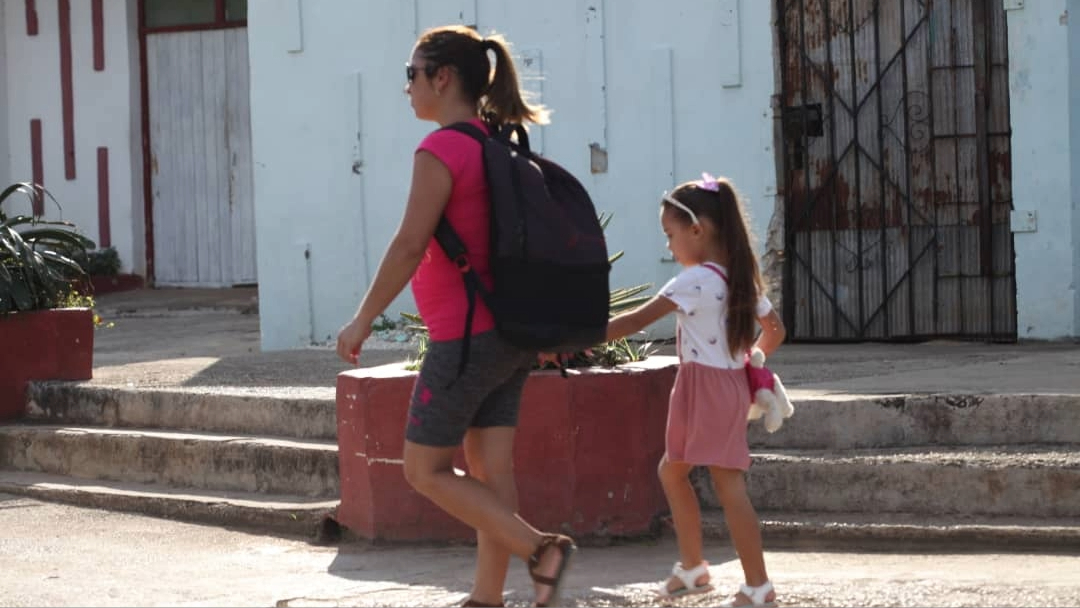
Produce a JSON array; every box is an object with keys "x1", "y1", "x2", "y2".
[
  {"x1": 663, "y1": 178, "x2": 765, "y2": 358},
  {"x1": 415, "y1": 26, "x2": 549, "y2": 126}
]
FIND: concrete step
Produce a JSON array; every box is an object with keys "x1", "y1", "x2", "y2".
[
  {"x1": 0, "y1": 424, "x2": 339, "y2": 498},
  {"x1": 751, "y1": 393, "x2": 1080, "y2": 449},
  {"x1": 26, "y1": 383, "x2": 336, "y2": 439},
  {"x1": 690, "y1": 444, "x2": 1080, "y2": 518},
  {"x1": 694, "y1": 509, "x2": 1080, "y2": 550},
  {"x1": 30, "y1": 383, "x2": 1080, "y2": 451},
  {"x1": 0, "y1": 470, "x2": 336, "y2": 539}
]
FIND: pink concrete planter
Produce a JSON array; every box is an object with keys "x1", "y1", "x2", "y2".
[
  {"x1": 0, "y1": 308, "x2": 94, "y2": 421},
  {"x1": 335, "y1": 356, "x2": 679, "y2": 542}
]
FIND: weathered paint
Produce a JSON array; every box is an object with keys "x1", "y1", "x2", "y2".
[
  {"x1": 92, "y1": 0, "x2": 105, "y2": 71},
  {"x1": 1006, "y1": 0, "x2": 1079, "y2": 338},
  {"x1": 30, "y1": 119, "x2": 44, "y2": 216},
  {"x1": 58, "y1": 0, "x2": 75, "y2": 179},
  {"x1": 0, "y1": 7, "x2": 7, "y2": 190},
  {"x1": 147, "y1": 28, "x2": 256, "y2": 287},
  {"x1": 777, "y1": 0, "x2": 1016, "y2": 341},
  {"x1": 97, "y1": 146, "x2": 110, "y2": 248},
  {"x1": 2, "y1": 0, "x2": 143, "y2": 274},
  {"x1": 248, "y1": 0, "x2": 779, "y2": 349},
  {"x1": 1072, "y1": 0, "x2": 1080, "y2": 338},
  {"x1": 24, "y1": 0, "x2": 37, "y2": 36}
]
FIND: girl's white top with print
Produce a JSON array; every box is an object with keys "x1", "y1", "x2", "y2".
[{"x1": 659, "y1": 263, "x2": 773, "y2": 369}]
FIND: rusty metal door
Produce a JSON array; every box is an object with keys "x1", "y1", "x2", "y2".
[{"x1": 777, "y1": 0, "x2": 1015, "y2": 341}]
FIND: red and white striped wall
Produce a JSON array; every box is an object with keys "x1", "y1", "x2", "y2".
[{"x1": 1, "y1": 0, "x2": 143, "y2": 273}]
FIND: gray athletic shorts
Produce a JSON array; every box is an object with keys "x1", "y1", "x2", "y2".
[{"x1": 405, "y1": 329, "x2": 536, "y2": 447}]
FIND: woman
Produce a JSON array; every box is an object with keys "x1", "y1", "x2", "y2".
[{"x1": 335, "y1": 25, "x2": 573, "y2": 608}]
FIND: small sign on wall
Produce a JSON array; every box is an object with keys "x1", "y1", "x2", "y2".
[{"x1": 718, "y1": 0, "x2": 741, "y2": 88}]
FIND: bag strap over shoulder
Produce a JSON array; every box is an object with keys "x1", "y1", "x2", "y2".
[
  {"x1": 443, "y1": 121, "x2": 531, "y2": 154},
  {"x1": 443, "y1": 121, "x2": 488, "y2": 144},
  {"x1": 702, "y1": 262, "x2": 729, "y2": 283}
]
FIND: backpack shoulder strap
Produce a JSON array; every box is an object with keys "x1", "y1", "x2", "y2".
[
  {"x1": 442, "y1": 121, "x2": 488, "y2": 144},
  {"x1": 702, "y1": 262, "x2": 729, "y2": 283}
]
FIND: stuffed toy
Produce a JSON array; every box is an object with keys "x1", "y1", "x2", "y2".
[{"x1": 745, "y1": 347, "x2": 794, "y2": 433}]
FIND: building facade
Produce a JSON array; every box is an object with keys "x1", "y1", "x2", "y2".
[{"x1": 2, "y1": 0, "x2": 1076, "y2": 345}]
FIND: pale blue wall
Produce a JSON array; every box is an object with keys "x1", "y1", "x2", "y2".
[
  {"x1": 0, "y1": 4, "x2": 9, "y2": 190},
  {"x1": 1071, "y1": 0, "x2": 1080, "y2": 336},
  {"x1": 1007, "y1": 0, "x2": 1078, "y2": 338},
  {"x1": 249, "y1": 0, "x2": 779, "y2": 350}
]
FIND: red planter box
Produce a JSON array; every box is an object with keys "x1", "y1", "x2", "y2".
[
  {"x1": 335, "y1": 356, "x2": 678, "y2": 542},
  {"x1": 0, "y1": 308, "x2": 94, "y2": 421}
]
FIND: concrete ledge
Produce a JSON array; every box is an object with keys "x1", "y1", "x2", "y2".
[
  {"x1": 0, "y1": 425, "x2": 339, "y2": 497},
  {"x1": 708, "y1": 445, "x2": 1080, "y2": 517},
  {"x1": 26, "y1": 383, "x2": 337, "y2": 439},
  {"x1": 750, "y1": 393, "x2": 1080, "y2": 449},
  {"x1": 700, "y1": 510, "x2": 1080, "y2": 550},
  {"x1": 0, "y1": 471, "x2": 336, "y2": 539},
  {"x1": 29, "y1": 383, "x2": 1080, "y2": 451}
]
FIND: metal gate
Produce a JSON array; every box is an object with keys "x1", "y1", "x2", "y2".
[{"x1": 776, "y1": 0, "x2": 1016, "y2": 341}]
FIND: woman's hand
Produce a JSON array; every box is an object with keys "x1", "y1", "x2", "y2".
[
  {"x1": 336, "y1": 317, "x2": 373, "y2": 365},
  {"x1": 536, "y1": 350, "x2": 591, "y2": 369}
]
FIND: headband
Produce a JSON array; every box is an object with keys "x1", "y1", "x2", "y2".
[
  {"x1": 661, "y1": 173, "x2": 721, "y2": 225},
  {"x1": 662, "y1": 193, "x2": 700, "y2": 225}
]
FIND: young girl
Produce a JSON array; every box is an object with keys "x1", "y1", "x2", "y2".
[
  {"x1": 335, "y1": 26, "x2": 573, "y2": 608},
  {"x1": 606, "y1": 174, "x2": 786, "y2": 607}
]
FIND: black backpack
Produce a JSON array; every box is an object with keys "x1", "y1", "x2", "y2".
[{"x1": 434, "y1": 121, "x2": 611, "y2": 376}]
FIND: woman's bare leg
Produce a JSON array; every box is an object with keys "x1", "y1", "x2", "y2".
[
  {"x1": 403, "y1": 440, "x2": 569, "y2": 605},
  {"x1": 462, "y1": 427, "x2": 518, "y2": 606}
]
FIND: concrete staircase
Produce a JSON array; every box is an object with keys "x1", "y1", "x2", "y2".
[
  {"x1": 0, "y1": 383, "x2": 339, "y2": 538},
  {"x1": 693, "y1": 393, "x2": 1080, "y2": 549},
  {"x1": 1, "y1": 383, "x2": 1078, "y2": 548}
]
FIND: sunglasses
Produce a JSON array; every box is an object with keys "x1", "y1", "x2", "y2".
[{"x1": 405, "y1": 62, "x2": 436, "y2": 83}]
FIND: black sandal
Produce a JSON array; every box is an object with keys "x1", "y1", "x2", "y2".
[{"x1": 527, "y1": 533, "x2": 577, "y2": 607}]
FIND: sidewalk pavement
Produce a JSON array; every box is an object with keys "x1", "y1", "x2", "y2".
[
  {"x1": 88, "y1": 287, "x2": 1080, "y2": 397},
  {"x1": 2, "y1": 492, "x2": 1079, "y2": 608},
  {"x1": 5, "y1": 287, "x2": 1077, "y2": 607}
]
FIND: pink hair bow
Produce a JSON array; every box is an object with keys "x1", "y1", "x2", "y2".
[{"x1": 696, "y1": 172, "x2": 721, "y2": 192}]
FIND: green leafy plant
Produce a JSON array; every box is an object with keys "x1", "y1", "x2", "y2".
[
  {"x1": 57, "y1": 291, "x2": 114, "y2": 329},
  {"x1": 85, "y1": 246, "x2": 121, "y2": 276},
  {"x1": 371, "y1": 313, "x2": 397, "y2": 333},
  {"x1": 402, "y1": 212, "x2": 655, "y2": 370},
  {"x1": 1, "y1": 183, "x2": 95, "y2": 314}
]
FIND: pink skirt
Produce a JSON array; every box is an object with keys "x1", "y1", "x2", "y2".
[{"x1": 666, "y1": 362, "x2": 752, "y2": 470}]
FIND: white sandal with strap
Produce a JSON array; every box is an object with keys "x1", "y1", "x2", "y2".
[
  {"x1": 656, "y1": 560, "x2": 714, "y2": 599},
  {"x1": 718, "y1": 580, "x2": 777, "y2": 607}
]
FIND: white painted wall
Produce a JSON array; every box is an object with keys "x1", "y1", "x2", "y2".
[
  {"x1": 249, "y1": 0, "x2": 778, "y2": 350},
  {"x1": 2, "y1": 0, "x2": 143, "y2": 274},
  {"x1": 1007, "y1": 0, "x2": 1079, "y2": 338},
  {"x1": 0, "y1": 5, "x2": 9, "y2": 192},
  {"x1": 1071, "y1": 0, "x2": 1080, "y2": 337}
]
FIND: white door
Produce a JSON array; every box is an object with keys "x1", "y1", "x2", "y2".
[{"x1": 147, "y1": 28, "x2": 256, "y2": 286}]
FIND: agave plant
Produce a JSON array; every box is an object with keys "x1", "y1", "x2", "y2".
[
  {"x1": 0, "y1": 183, "x2": 95, "y2": 314},
  {"x1": 400, "y1": 212, "x2": 656, "y2": 370}
]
